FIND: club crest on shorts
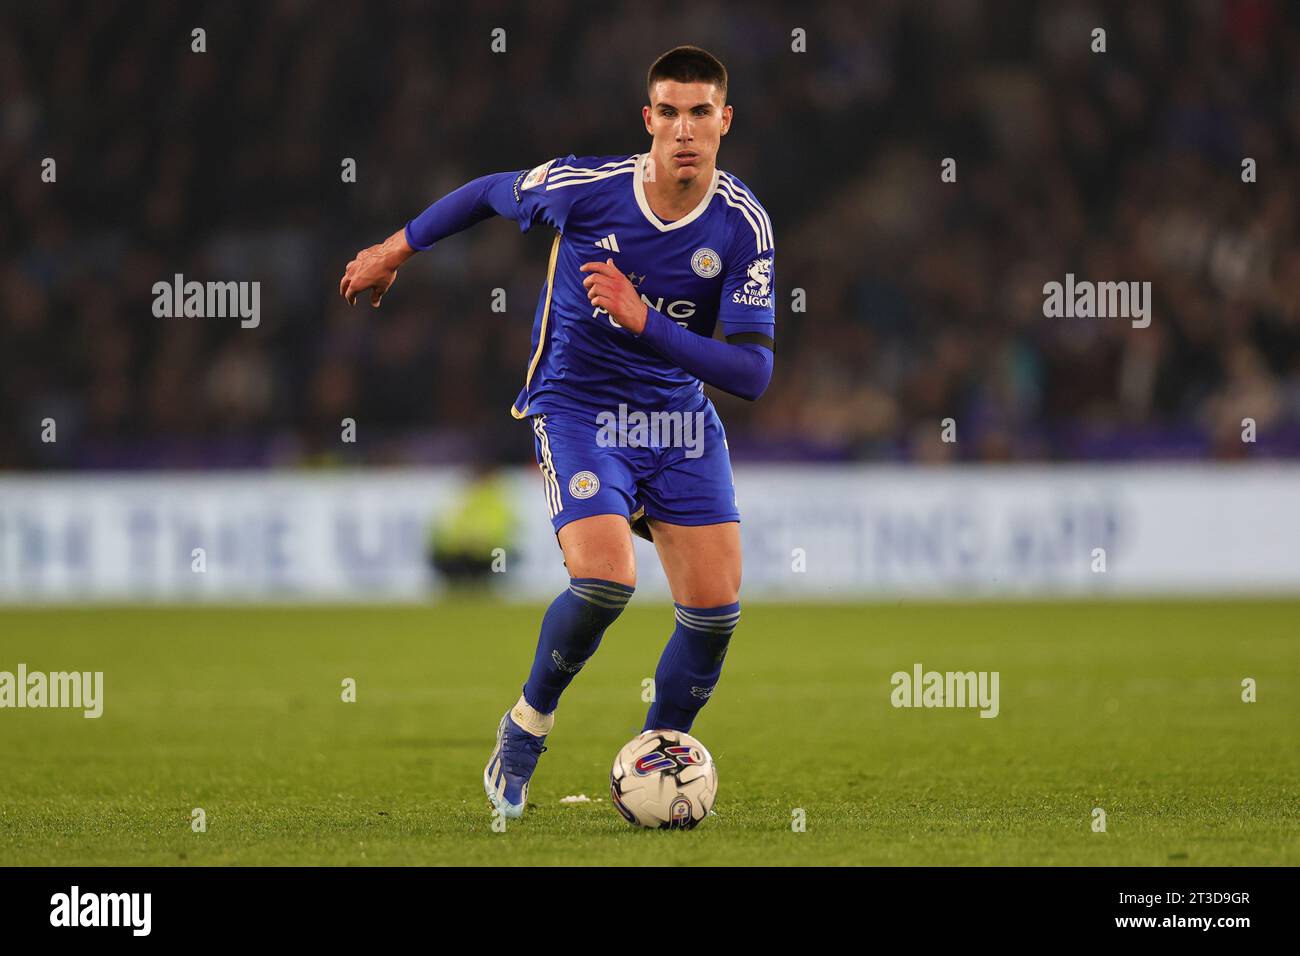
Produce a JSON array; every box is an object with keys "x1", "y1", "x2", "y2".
[
  {"x1": 691, "y1": 247, "x2": 722, "y2": 278},
  {"x1": 569, "y1": 471, "x2": 600, "y2": 499}
]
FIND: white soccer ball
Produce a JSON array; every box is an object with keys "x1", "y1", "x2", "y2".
[{"x1": 609, "y1": 729, "x2": 718, "y2": 829}]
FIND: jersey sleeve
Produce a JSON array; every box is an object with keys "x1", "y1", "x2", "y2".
[
  {"x1": 638, "y1": 306, "x2": 774, "y2": 401},
  {"x1": 403, "y1": 155, "x2": 581, "y2": 251},
  {"x1": 717, "y1": 204, "x2": 776, "y2": 339},
  {"x1": 497, "y1": 155, "x2": 583, "y2": 234}
]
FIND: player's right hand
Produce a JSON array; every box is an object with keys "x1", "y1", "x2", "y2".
[{"x1": 339, "y1": 230, "x2": 414, "y2": 307}]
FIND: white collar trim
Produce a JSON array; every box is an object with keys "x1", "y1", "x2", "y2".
[{"x1": 632, "y1": 153, "x2": 719, "y2": 232}]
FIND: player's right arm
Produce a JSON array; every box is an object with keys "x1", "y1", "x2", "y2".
[
  {"x1": 338, "y1": 158, "x2": 576, "y2": 307},
  {"x1": 339, "y1": 229, "x2": 414, "y2": 307}
]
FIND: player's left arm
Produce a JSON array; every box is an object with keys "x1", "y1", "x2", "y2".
[{"x1": 580, "y1": 245, "x2": 775, "y2": 402}]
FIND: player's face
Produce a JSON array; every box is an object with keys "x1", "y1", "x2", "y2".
[{"x1": 643, "y1": 80, "x2": 732, "y2": 184}]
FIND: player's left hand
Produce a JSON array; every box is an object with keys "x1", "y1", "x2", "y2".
[{"x1": 580, "y1": 258, "x2": 648, "y2": 334}]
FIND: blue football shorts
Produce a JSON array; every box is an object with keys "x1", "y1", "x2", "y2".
[{"x1": 529, "y1": 403, "x2": 740, "y2": 537}]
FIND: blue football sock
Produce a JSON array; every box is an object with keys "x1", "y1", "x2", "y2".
[
  {"x1": 522, "y1": 577, "x2": 634, "y2": 714},
  {"x1": 643, "y1": 602, "x2": 740, "y2": 733}
]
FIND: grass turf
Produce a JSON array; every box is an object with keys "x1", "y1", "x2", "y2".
[{"x1": 0, "y1": 600, "x2": 1296, "y2": 866}]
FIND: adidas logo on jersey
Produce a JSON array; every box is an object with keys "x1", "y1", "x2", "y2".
[{"x1": 594, "y1": 234, "x2": 620, "y2": 253}]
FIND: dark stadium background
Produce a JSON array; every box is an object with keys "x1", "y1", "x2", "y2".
[{"x1": 3, "y1": 0, "x2": 1297, "y2": 470}]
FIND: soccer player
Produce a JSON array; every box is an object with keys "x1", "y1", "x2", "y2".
[{"x1": 339, "y1": 46, "x2": 775, "y2": 820}]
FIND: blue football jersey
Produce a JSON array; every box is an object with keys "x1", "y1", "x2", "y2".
[{"x1": 498, "y1": 153, "x2": 775, "y2": 421}]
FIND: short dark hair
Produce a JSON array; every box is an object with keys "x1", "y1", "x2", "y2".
[{"x1": 646, "y1": 45, "x2": 728, "y2": 101}]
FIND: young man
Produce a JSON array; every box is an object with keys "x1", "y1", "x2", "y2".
[{"x1": 339, "y1": 45, "x2": 775, "y2": 820}]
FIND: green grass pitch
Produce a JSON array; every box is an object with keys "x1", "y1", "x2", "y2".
[{"x1": 0, "y1": 600, "x2": 1296, "y2": 866}]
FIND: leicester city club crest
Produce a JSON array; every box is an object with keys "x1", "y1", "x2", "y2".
[
  {"x1": 691, "y1": 248, "x2": 722, "y2": 278},
  {"x1": 569, "y1": 471, "x2": 600, "y2": 499}
]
